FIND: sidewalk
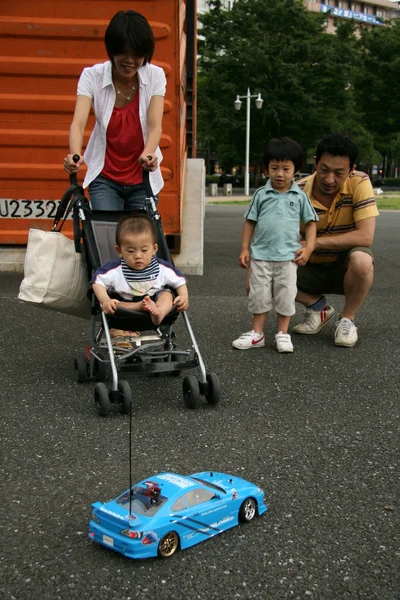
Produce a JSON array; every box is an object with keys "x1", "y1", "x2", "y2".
[{"x1": 205, "y1": 194, "x2": 251, "y2": 204}]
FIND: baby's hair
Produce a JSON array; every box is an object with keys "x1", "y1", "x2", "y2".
[
  {"x1": 116, "y1": 213, "x2": 157, "y2": 247},
  {"x1": 105, "y1": 10, "x2": 155, "y2": 65},
  {"x1": 315, "y1": 132, "x2": 358, "y2": 170},
  {"x1": 264, "y1": 137, "x2": 303, "y2": 172}
]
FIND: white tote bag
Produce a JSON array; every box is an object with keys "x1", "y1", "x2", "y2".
[{"x1": 18, "y1": 228, "x2": 91, "y2": 319}]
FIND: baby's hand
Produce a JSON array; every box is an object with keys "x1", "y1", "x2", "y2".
[
  {"x1": 174, "y1": 295, "x2": 189, "y2": 312},
  {"x1": 102, "y1": 298, "x2": 120, "y2": 314},
  {"x1": 294, "y1": 246, "x2": 312, "y2": 266}
]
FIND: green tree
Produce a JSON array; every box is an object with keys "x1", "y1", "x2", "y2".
[
  {"x1": 356, "y1": 20, "x2": 400, "y2": 176},
  {"x1": 197, "y1": 0, "x2": 373, "y2": 175}
]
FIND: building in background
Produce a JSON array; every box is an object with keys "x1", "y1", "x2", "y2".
[
  {"x1": 305, "y1": 1, "x2": 400, "y2": 33},
  {"x1": 198, "y1": 0, "x2": 400, "y2": 30}
]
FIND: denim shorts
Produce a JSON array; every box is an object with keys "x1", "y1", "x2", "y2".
[{"x1": 88, "y1": 175, "x2": 157, "y2": 211}]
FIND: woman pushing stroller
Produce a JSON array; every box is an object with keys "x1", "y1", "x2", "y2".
[{"x1": 63, "y1": 9, "x2": 165, "y2": 211}]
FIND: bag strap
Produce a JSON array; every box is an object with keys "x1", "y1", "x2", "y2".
[{"x1": 52, "y1": 183, "x2": 84, "y2": 231}]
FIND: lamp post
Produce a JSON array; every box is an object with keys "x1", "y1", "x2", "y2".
[{"x1": 234, "y1": 89, "x2": 264, "y2": 196}]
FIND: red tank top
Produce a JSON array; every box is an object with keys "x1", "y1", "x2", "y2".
[{"x1": 101, "y1": 90, "x2": 144, "y2": 185}]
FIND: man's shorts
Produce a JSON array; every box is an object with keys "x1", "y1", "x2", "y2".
[
  {"x1": 297, "y1": 247, "x2": 374, "y2": 296},
  {"x1": 248, "y1": 259, "x2": 297, "y2": 316}
]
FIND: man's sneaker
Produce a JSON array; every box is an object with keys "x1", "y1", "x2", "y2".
[
  {"x1": 275, "y1": 332, "x2": 294, "y2": 353},
  {"x1": 292, "y1": 305, "x2": 335, "y2": 335},
  {"x1": 334, "y1": 318, "x2": 358, "y2": 347},
  {"x1": 232, "y1": 330, "x2": 265, "y2": 350}
]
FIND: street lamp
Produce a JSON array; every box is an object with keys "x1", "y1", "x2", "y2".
[{"x1": 234, "y1": 89, "x2": 264, "y2": 196}]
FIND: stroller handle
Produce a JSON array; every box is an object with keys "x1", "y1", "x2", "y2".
[{"x1": 69, "y1": 154, "x2": 81, "y2": 186}]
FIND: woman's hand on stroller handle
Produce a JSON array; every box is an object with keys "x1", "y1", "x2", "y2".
[
  {"x1": 139, "y1": 152, "x2": 158, "y2": 172},
  {"x1": 64, "y1": 153, "x2": 83, "y2": 174}
]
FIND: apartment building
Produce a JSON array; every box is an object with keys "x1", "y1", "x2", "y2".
[{"x1": 305, "y1": 1, "x2": 400, "y2": 33}]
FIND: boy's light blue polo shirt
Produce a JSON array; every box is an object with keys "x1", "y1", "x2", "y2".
[{"x1": 245, "y1": 180, "x2": 318, "y2": 261}]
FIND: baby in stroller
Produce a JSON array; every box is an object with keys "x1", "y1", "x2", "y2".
[{"x1": 92, "y1": 213, "x2": 189, "y2": 341}]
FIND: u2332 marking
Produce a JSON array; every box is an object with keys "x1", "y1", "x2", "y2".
[{"x1": 0, "y1": 199, "x2": 70, "y2": 220}]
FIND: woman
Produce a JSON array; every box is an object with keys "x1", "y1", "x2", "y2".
[{"x1": 64, "y1": 10, "x2": 165, "y2": 210}]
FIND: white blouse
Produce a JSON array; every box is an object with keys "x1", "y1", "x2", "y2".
[{"x1": 77, "y1": 61, "x2": 166, "y2": 194}]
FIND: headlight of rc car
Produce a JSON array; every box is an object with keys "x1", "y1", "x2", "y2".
[{"x1": 92, "y1": 513, "x2": 100, "y2": 524}]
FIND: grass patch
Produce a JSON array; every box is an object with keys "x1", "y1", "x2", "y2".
[
  {"x1": 209, "y1": 195, "x2": 400, "y2": 209},
  {"x1": 376, "y1": 196, "x2": 400, "y2": 210}
]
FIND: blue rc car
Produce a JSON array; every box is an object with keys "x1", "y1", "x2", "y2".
[{"x1": 89, "y1": 471, "x2": 268, "y2": 558}]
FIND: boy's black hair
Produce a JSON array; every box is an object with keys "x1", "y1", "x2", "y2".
[
  {"x1": 105, "y1": 10, "x2": 155, "y2": 65},
  {"x1": 116, "y1": 212, "x2": 157, "y2": 247},
  {"x1": 263, "y1": 137, "x2": 303, "y2": 172},
  {"x1": 315, "y1": 133, "x2": 358, "y2": 170}
]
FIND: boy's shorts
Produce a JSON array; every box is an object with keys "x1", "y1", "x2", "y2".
[
  {"x1": 248, "y1": 259, "x2": 297, "y2": 317},
  {"x1": 296, "y1": 247, "x2": 374, "y2": 295}
]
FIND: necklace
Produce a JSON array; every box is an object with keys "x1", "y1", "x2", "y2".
[{"x1": 116, "y1": 83, "x2": 136, "y2": 101}]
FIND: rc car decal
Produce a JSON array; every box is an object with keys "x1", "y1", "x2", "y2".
[
  {"x1": 169, "y1": 514, "x2": 222, "y2": 537},
  {"x1": 157, "y1": 474, "x2": 195, "y2": 488},
  {"x1": 99, "y1": 508, "x2": 128, "y2": 521},
  {"x1": 142, "y1": 532, "x2": 158, "y2": 545}
]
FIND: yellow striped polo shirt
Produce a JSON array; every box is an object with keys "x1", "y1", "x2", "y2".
[{"x1": 298, "y1": 171, "x2": 379, "y2": 263}]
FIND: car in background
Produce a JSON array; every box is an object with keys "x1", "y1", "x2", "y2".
[
  {"x1": 89, "y1": 470, "x2": 268, "y2": 559},
  {"x1": 219, "y1": 174, "x2": 241, "y2": 187},
  {"x1": 294, "y1": 172, "x2": 312, "y2": 182}
]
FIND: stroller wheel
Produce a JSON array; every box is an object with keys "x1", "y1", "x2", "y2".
[
  {"x1": 94, "y1": 382, "x2": 110, "y2": 417},
  {"x1": 74, "y1": 356, "x2": 89, "y2": 384},
  {"x1": 205, "y1": 372, "x2": 220, "y2": 405},
  {"x1": 183, "y1": 376, "x2": 200, "y2": 410},
  {"x1": 118, "y1": 380, "x2": 132, "y2": 415}
]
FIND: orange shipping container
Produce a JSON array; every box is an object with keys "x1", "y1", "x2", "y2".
[{"x1": 0, "y1": 0, "x2": 196, "y2": 249}]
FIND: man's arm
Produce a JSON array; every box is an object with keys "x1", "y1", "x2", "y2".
[{"x1": 315, "y1": 217, "x2": 376, "y2": 251}]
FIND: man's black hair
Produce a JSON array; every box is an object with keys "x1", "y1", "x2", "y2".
[
  {"x1": 105, "y1": 10, "x2": 155, "y2": 65},
  {"x1": 116, "y1": 212, "x2": 157, "y2": 247},
  {"x1": 315, "y1": 133, "x2": 358, "y2": 170},
  {"x1": 263, "y1": 137, "x2": 303, "y2": 172}
]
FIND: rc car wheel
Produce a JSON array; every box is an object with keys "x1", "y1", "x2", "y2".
[
  {"x1": 118, "y1": 380, "x2": 132, "y2": 415},
  {"x1": 93, "y1": 353, "x2": 106, "y2": 382},
  {"x1": 74, "y1": 356, "x2": 88, "y2": 383},
  {"x1": 239, "y1": 497, "x2": 257, "y2": 523},
  {"x1": 205, "y1": 372, "x2": 220, "y2": 405},
  {"x1": 94, "y1": 382, "x2": 110, "y2": 417},
  {"x1": 158, "y1": 531, "x2": 179, "y2": 558},
  {"x1": 183, "y1": 376, "x2": 200, "y2": 410}
]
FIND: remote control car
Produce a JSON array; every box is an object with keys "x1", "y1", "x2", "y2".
[{"x1": 89, "y1": 471, "x2": 268, "y2": 558}]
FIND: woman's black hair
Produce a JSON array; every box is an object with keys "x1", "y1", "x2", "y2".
[
  {"x1": 105, "y1": 10, "x2": 155, "y2": 65},
  {"x1": 263, "y1": 137, "x2": 303, "y2": 172},
  {"x1": 315, "y1": 133, "x2": 358, "y2": 170}
]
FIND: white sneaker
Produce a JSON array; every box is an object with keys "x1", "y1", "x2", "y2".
[
  {"x1": 275, "y1": 332, "x2": 294, "y2": 353},
  {"x1": 292, "y1": 305, "x2": 335, "y2": 334},
  {"x1": 334, "y1": 318, "x2": 358, "y2": 347},
  {"x1": 232, "y1": 330, "x2": 265, "y2": 350}
]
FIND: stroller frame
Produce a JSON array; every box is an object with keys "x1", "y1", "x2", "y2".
[{"x1": 69, "y1": 171, "x2": 220, "y2": 415}]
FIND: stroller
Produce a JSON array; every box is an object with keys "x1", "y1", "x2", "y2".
[{"x1": 63, "y1": 166, "x2": 220, "y2": 416}]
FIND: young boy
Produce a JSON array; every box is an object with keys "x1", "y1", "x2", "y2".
[
  {"x1": 232, "y1": 137, "x2": 318, "y2": 353},
  {"x1": 92, "y1": 213, "x2": 189, "y2": 332}
]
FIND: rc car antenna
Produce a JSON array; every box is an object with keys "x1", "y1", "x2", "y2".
[{"x1": 129, "y1": 397, "x2": 133, "y2": 523}]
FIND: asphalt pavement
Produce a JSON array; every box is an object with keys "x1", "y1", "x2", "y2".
[{"x1": 1, "y1": 206, "x2": 399, "y2": 600}]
